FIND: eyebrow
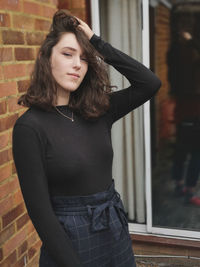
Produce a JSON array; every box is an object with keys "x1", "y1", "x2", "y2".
[{"x1": 62, "y1": 46, "x2": 77, "y2": 51}]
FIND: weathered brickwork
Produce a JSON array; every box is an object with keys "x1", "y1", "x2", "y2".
[
  {"x1": 0, "y1": 0, "x2": 89, "y2": 266},
  {"x1": 0, "y1": 0, "x2": 58, "y2": 266}
]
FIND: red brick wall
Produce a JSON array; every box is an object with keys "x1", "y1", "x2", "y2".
[
  {"x1": 0, "y1": 1, "x2": 90, "y2": 266},
  {"x1": 155, "y1": 4, "x2": 175, "y2": 143},
  {"x1": 58, "y1": 0, "x2": 90, "y2": 24},
  {"x1": 0, "y1": 1, "x2": 58, "y2": 266}
]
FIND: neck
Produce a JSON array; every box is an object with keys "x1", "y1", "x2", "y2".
[{"x1": 56, "y1": 86, "x2": 70, "y2": 106}]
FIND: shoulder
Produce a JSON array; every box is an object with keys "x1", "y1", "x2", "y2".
[
  {"x1": 15, "y1": 106, "x2": 46, "y2": 125},
  {"x1": 13, "y1": 106, "x2": 47, "y2": 134}
]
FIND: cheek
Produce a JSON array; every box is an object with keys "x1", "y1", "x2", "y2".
[{"x1": 51, "y1": 55, "x2": 66, "y2": 71}]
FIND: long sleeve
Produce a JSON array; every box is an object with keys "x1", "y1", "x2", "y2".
[
  {"x1": 12, "y1": 123, "x2": 82, "y2": 267},
  {"x1": 90, "y1": 34, "x2": 161, "y2": 124}
]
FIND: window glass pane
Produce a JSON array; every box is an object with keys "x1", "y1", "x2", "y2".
[{"x1": 151, "y1": 1, "x2": 200, "y2": 231}]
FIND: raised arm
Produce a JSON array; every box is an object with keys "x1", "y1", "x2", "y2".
[
  {"x1": 77, "y1": 17, "x2": 161, "y2": 124},
  {"x1": 12, "y1": 123, "x2": 82, "y2": 267},
  {"x1": 89, "y1": 34, "x2": 161, "y2": 123}
]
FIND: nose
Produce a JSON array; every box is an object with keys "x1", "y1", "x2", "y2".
[{"x1": 73, "y1": 56, "x2": 81, "y2": 69}]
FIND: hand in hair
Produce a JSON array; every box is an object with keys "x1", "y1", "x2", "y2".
[{"x1": 76, "y1": 17, "x2": 94, "y2": 40}]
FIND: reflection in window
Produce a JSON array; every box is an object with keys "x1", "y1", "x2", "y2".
[{"x1": 151, "y1": 1, "x2": 200, "y2": 231}]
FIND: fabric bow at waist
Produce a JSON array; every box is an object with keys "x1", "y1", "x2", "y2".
[{"x1": 86, "y1": 192, "x2": 128, "y2": 241}]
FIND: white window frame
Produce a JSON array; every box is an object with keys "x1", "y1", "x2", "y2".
[{"x1": 90, "y1": 0, "x2": 200, "y2": 241}]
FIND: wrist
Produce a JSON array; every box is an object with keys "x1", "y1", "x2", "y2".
[{"x1": 87, "y1": 30, "x2": 94, "y2": 40}]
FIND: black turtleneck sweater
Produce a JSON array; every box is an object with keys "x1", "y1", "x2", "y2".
[{"x1": 12, "y1": 34, "x2": 161, "y2": 267}]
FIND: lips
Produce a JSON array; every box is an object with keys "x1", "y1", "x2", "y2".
[{"x1": 68, "y1": 73, "x2": 80, "y2": 78}]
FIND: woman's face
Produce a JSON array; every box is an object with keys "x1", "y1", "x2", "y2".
[{"x1": 50, "y1": 32, "x2": 88, "y2": 95}]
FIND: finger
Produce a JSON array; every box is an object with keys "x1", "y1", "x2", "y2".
[{"x1": 74, "y1": 16, "x2": 84, "y2": 25}]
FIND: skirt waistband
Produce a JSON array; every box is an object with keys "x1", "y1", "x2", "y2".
[
  {"x1": 50, "y1": 179, "x2": 116, "y2": 209},
  {"x1": 50, "y1": 179, "x2": 128, "y2": 241}
]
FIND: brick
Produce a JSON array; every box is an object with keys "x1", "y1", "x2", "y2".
[
  {"x1": 18, "y1": 108, "x2": 28, "y2": 118},
  {"x1": 28, "y1": 240, "x2": 41, "y2": 260},
  {"x1": 0, "y1": 175, "x2": 19, "y2": 200},
  {"x1": 18, "y1": 245, "x2": 27, "y2": 266},
  {"x1": 15, "y1": 48, "x2": 35, "y2": 61},
  {"x1": 35, "y1": 18, "x2": 51, "y2": 31},
  {"x1": 0, "y1": 247, "x2": 2, "y2": 261},
  {"x1": 0, "y1": 114, "x2": 18, "y2": 132},
  {"x1": 0, "y1": 47, "x2": 13, "y2": 62},
  {"x1": 0, "y1": 195, "x2": 14, "y2": 217},
  {"x1": 36, "y1": 47, "x2": 40, "y2": 56},
  {"x1": 26, "y1": 32, "x2": 44, "y2": 45},
  {"x1": 3, "y1": 228, "x2": 26, "y2": 257},
  {"x1": 50, "y1": 0, "x2": 58, "y2": 5},
  {"x1": 0, "y1": 148, "x2": 12, "y2": 165},
  {"x1": 17, "y1": 79, "x2": 30, "y2": 93},
  {"x1": 10, "y1": 176, "x2": 20, "y2": 192},
  {"x1": 0, "y1": 82, "x2": 17, "y2": 97},
  {"x1": 26, "y1": 222, "x2": 36, "y2": 239},
  {"x1": 6, "y1": 97, "x2": 21, "y2": 113},
  {"x1": 18, "y1": 240, "x2": 28, "y2": 258},
  {"x1": 0, "y1": 164, "x2": 12, "y2": 183},
  {"x1": 24, "y1": 1, "x2": 42, "y2": 16},
  {"x1": 0, "y1": 100, "x2": 7, "y2": 115},
  {"x1": 0, "y1": 132, "x2": 9, "y2": 150},
  {"x1": 41, "y1": 6, "x2": 56, "y2": 19},
  {"x1": 0, "y1": 250, "x2": 17, "y2": 266},
  {"x1": 0, "y1": 223, "x2": 15, "y2": 247},
  {"x1": 3, "y1": 64, "x2": 26, "y2": 79},
  {"x1": 13, "y1": 15, "x2": 35, "y2": 31},
  {"x1": 7, "y1": 96, "x2": 24, "y2": 113},
  {"x1": 13, "y1": 256, "x2": 24, "y2": 267},
  {"x1": 28, "y1": 247, "x2": 35, "y2": 260},
  {"x1": 16, "y1": 213, "x2": 29, "y2": 231},
  {"x1": 58, "y1": 0, "x2": 70, "y2": 9},
  {"x1": 8, "y1": 128, "x2": 13, "y2": 144},
  {"x1": 2, "y1": 30, "x2": 24, "y2": 45},
  {"x1": 71, "y1": 0, "x2": 85, "y2": 9},
  {"x1": 0, "y1": 13, "x2": 10, "y2": 27},
  {"x1": 0, "y1": 66, "x2": 3, "y2": 80},
  {"x1": 0, "y1": 181, "x2": 11, "y2": 200},
  {"x1": 13, "y1": 189, "x2": 24, "y2": 206},
  {"x1": 0, "y1": 27, "x2": 2, "y2": 42},
  {"x1": 2, "y1": 202, "x2": 25, "y2": 229},
  {"x1": 27, "y1": 233, "x2": 40, "y2": 250},
  {"x1": 26, "y1": 253, "x2": 40, "y2": 267},
  {"x1": 70, "y1": 9, "x2": 86, "y2": 21},
  {"x1": 12, "y1": 159, "x2": 16, "y2": 173},
  {"x1": 0, "y1": 0, "x2": 22, "y2": 12},
  {"x1": 26, "y1": 63, "x2": 35, "y2": 76}
]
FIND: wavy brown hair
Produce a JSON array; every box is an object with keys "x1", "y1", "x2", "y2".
[{"x1": 18, "y1": 9, "x2": 113, "y2": 120}]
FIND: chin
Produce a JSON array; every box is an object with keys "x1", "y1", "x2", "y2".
[{"x1": 59, "y1": 84, "x2": 80, "y2": 92}]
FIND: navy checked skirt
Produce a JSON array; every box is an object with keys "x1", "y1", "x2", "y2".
[{"x1": 39, "y1": 179, "x2": 136, "y2": 267}]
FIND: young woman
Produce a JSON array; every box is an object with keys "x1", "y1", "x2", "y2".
[{"x1": 12, "y1": 10, "x2": 161, "y2": 267}]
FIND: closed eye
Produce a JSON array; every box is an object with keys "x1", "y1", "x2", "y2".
[
  {"x1": 81, "y1": 57, "x2": 88, "y2": 62},
  {"x1": 63, "y1": 53, "x2": 72, "y2": 57}
]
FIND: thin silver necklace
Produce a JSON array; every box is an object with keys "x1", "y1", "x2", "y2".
[{"x1": 54, "y1": 106, "x2": 74, "y2": 122}]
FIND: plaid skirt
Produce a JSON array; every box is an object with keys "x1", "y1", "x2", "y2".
[{"x1": 39, "y1": 179, "x2": 136, "y2": 267}]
